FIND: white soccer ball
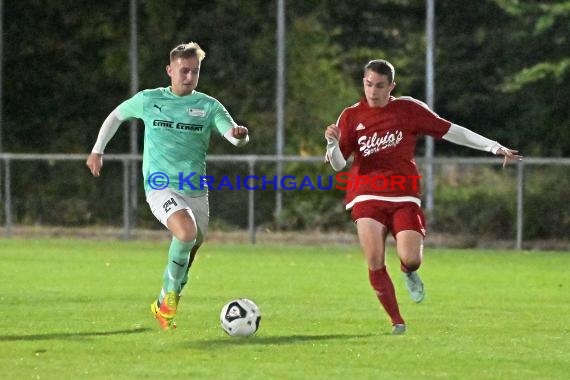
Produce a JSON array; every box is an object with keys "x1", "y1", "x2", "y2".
[{"x1": 220, "y1": 298, "x2": 261, "y2": 337}]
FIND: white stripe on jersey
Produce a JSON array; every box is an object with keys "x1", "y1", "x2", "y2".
[
  {"x1": 335, "y1": 101, "x2": 360, "y2": 126},
  {"x1": 346, "y1": 194, "x2": 421, "y2": 210},
  {"x1": 393, "y1": 96, "x2": 433, "y2": 112}
]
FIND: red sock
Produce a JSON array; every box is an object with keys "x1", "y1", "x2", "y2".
[{"x1": 369, "y1": 267, "x2": 405, "y2": 325}]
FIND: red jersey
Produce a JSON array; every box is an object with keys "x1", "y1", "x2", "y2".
[{"x1": 336, "y1": 96, "x2": 451, "y2": 208}]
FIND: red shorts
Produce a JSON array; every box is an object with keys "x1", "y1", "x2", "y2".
[{"x1": 350, "y1": 200, "x2": 427, "y2": 238}]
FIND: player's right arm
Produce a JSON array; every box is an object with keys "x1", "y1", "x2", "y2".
[
  {"x1": 87, "y1": 92, "x2": 143, "y2": 177},
  {"x1": 325, "y1": 108, "x2": 355, "y2": 171},
  {"x1": 86, "y1": 107, "x2": 126, "y2": 177},
  {"x1": 325, "y1": 124, "x2": 346, "y2": 171}
]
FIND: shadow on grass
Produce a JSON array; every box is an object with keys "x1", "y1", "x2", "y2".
[
  {"x1": 0, "y1": 327, "x2": 151, "y2": 341},
  {"x1": 187, "y1": 333, "x2": 376, "y2": 349}
]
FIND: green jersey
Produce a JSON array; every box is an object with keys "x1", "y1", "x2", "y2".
[{"x1": 118, "y1": 87, "x2": 236, "y2": 196}]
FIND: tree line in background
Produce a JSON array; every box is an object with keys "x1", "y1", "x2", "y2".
[{"x1": 2, "y1": 0, "x2": 569, "y2": 240}]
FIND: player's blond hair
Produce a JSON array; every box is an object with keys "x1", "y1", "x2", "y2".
[{"x1": 169, "y1": 42, "x2": 206, "y2": 62}]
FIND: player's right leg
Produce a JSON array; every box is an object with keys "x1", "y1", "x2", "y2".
[
  {"x1": 147, "y1": 190, "x2": 198, "y2": 330},
  {"x1": 151, "y1": 210, "x2": 197, "y2": 330},
  {"x1": 356, "y1": 217, "x2": 406, "y2": 334},
  {"x1": 151, "y1": 291, "x2": 180, "y2": 330}
]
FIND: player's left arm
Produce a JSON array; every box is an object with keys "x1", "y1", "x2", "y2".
[
  {"x1": 442, "y1": 124, "x2": 522, "y2": 167},
  {"x1": 406, "y1": 100, "x2": 521, "y2": 167},
  {"x1": 223, "y1": 125, "x2": 249, "y2": 147},
  {"x1": 213, "y1": 101, "x2": 249, "y2": 147}
]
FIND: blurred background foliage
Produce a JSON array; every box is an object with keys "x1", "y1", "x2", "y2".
[{"x1": 1, "y1": 0, "x2": 568, "y2": 241}]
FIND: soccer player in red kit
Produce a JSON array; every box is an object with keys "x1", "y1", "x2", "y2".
[{"x1": 325, "y1": 60, "x2": 521, "y2": 334}]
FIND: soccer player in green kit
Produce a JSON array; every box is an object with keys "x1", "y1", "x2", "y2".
[{"x1": 86, "y1": 42, "x2": 249, "y2": 330}]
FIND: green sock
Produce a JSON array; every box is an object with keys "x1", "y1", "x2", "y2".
[{"x1": 158, "y1": 237, "x2": 195, "y2": 302}]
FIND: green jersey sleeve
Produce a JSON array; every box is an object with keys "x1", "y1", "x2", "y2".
[
  {"x1": 117, "y1": 91, "x2": 145, "y2": 120},
  {"x1": 212, "y1": 101, "x2": 236, "y2": 136}
]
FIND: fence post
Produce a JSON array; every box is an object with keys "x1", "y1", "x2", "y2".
[
  {"x1": 248, "y1": 159, "x2": 256, "y2": 244},
  {"x1": 123, "y1": 159, "x2": 131, "y2": 240},
  {"x1": 516, "y1": 160, "x2": 524, "y2": 250},
  {"x1": 3, "y1": 157, "x2": 11, "y2": 237}
]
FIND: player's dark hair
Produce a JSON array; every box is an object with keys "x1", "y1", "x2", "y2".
[
  {"x1": 170, "y1": 42, "x2": 206, "y2": 62},
  {"x1": 364, "y1": 60, "x2": 395, "y2": 83}
]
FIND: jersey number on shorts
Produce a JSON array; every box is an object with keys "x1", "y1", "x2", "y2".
[{"x1": 163, "y1": 197, "x2": 178, "y2": 213}]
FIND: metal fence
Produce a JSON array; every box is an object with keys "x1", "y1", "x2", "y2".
[{"x1": 1, "y1": 153, "x2": 569, "y2": 248}]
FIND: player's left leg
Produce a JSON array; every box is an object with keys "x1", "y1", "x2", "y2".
[
  {"x1": 393, "y1": 204, "x2": 427, "y2": 303},
  {"x1": 179, "y1": 243, "x2": 200, "y2": 293},
  {"x1": 395, "y1": 230, "x2": 425, "y2": 303},
  {"x1": 178, "y1": 194, "x2": 209, "y2": 296}
]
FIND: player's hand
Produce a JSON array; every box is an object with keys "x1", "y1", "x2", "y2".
[
  {"x1": 231, "y1": 126, "x2": 248, "y2": 140},
  {"x1": 496, "y1": 147, "x2": 522, "y2": 168},
  {"x1": 86, "y1": 153, "x2": 103, "y2": 177},
  {"x1": 325, "y1": 124, "x2": 340, "y2": 143}
]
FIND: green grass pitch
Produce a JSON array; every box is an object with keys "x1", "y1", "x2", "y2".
[{"x1": 0, "y1": 239, "x2": 568, "y2": 379}]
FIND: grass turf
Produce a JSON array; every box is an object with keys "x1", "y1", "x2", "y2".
[{"x1": 0, "y1": 239, "x2": 568, "y2": 379}]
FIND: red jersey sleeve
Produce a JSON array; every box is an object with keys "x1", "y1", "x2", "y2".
[
  {"x1": 337, "y1": 104, "x2": 358, "y2": 160},
  {"x1": 400, "y1": 97, "x2": 451, "y2": 139}
]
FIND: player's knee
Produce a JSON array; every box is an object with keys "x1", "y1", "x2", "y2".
[
  {"x1": 170, "y1": 218, "x2": 198, "y2": 243},
  {"x1": 174, "y1": 228, "x2": 197, "y2": 243},
  {"x1": 366, "y1": 256, "x2": 385, "y2": 271},
  {"x1": 401, "y1": 258, "x2": 421, "y2": 272}
]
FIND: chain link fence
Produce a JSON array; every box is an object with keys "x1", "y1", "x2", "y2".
[{"x1": 1, "y1": 153, "x2": 569, "y2": 249}]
